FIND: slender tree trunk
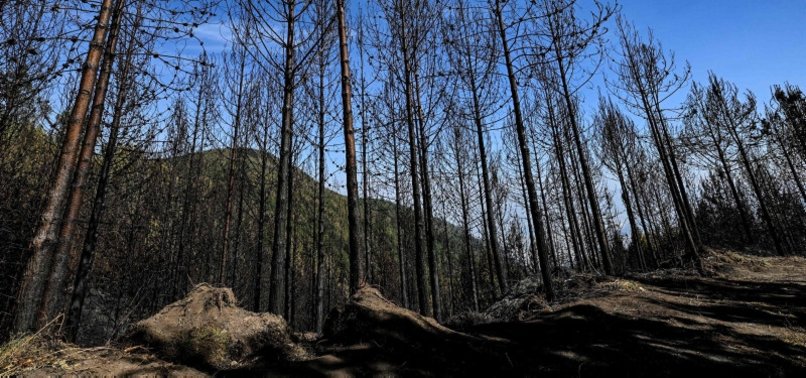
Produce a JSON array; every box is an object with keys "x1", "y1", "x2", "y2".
[
  {"x1": 64, "y1": 3, "x2": 138, "y2": 340},
  {"x1": 413, "y1": 73, "x2": 441, "y2": 319},
  {"x1": 269, "y1": 1, "x2": 297, "y2": 314},
  {"x1": 337, "y1": 0, "x2": 363, "y2": 293},
  {"x1": 516, "y1": 149, "x2": 539, "y2": 273},
  {"x1": 38, "y1": 0, "x2": 124, "y2": 327},
  {"x1": 548, "y1": 101, "x2": 584, "y2": 271},
  {"x1": 622, "y1": 39, "x2": 703, "y2": 268},
  {"x1": 314, "y1": 48, "x2": 327, "y2": 334},
  {"x1": 441, "y1": 202, "x2": 455, "y2": 316},
  {"x1": 658, "y1": 112, "x2": 702, "y2": 245},
  {"x1": 221, "y1": 55, "x2": 247, "y2": 284},
  {"x1": 534, "y1": 153, "x2": 558, "y2": 270},
  {"x1": 358, "y1": 26, "x2": 372, "y2": 283},
  {"x1": 554, "y1": 53, "x2": 612, "y2": 274},
  {"x1": 570, "y1": 145, "x2": 597, "y2": 269},
  {"x1": 172, "y1": 66, "x2": 205, "y2": 298},
  {"x1": 772, "y1": 122, "x2": 806, "y2": 205},
  {"x1": 625, "y1": 164, "x2": 658, "y2": 267},
  {"x1": 493, "y1": 0, "x2": 554, "y2": 300},
  {"x1": 455, "y1": 131, "x2": 479, "y2": 311},
  {"x1": 732, "y1": 130, "x2": 786, "y2": 255},
  {"x1": 392, "y1": 129, "x2": 408, "y2": 308},
  {"x1": 467, "y1": 66, "x2": 506, "y2": 295},
  {"x1": 714, "y1": 141, "x2": 755, "y2": 243},
  {"x1": 283, "y1": 148, "x2": 297, "y2": 321},
  {"x1": 476, "y1": 159, "x2": 498, "y2": 294},
  {"x1": 615, "y1": 166, "x2": 645, "y2": 270},
  {"x1": 14, "y1": 0, "x2": 115, "y2": 334},
  {"x1": 230, "y1": 149, "x2": 247, "y2": 286},
  {"x1": 254, "y1": 139, "x2": 269, "y2": 311}
]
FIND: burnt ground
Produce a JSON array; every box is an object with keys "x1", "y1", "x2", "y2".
[
  {"x1": 5, "y1": 250, "x2": 805, "y2": 377},
  {"x1": 242, "y1": 251, "x2": 806, "y2": 377}
]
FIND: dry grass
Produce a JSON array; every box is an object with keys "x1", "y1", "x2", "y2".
[
  {"x1": 0, "y1": 329, "x2": 205, "y2": 376},
  {"x1": 0, "y1": 319, "x2": 69, "y2": 376}
]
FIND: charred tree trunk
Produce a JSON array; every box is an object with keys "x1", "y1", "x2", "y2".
[
  {"x1": 39, "y1": 0, "x2": 125, "y2": 326},
  {"x1": 269, "y1": 1, "x2": 297, "y2": 314},
  {"x1": 64, "y1": 2, "x2": 139, "y2": 340},
  {"x1": 554, "y1": 53, "x2": 613, "y2": 274},
  {"x1": 493, "y1": 0, "x2": 555, "y2": 301},
  {"x1": 220, "y1": 54, "x2": 247, "y2": 285},
  {"x1": 337, "y1": 0, "x2": 364, "y2": 293},
  {"x1": 392, "y1": 127, "x2": 408, "y2": 309},
  {"x1": 454, "y1": 128, "x2": 479, "y2": 311},
  {"x1": 14, "y1": 0, "x2": 115, "y2": 334}
]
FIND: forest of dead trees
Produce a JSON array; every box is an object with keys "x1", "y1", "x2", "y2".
[{"x1": 1, "y1": 0, "x2": 805, "y2": 345}]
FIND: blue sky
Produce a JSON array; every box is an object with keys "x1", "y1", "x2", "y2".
[
  {"x1": 617, "y1": 0, "x2": 805, "y2": 100},
  {"x1": 174, "y1": 1, "x2": 805, "y2": 236},
  {"x1": 195, "y1": 1, "x2": 805, "y2": 102}
]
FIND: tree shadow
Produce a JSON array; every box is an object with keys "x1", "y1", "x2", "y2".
[
  {"x1": 471, "y1": 304, "x2": 804, "y2": 377},
  {"x1": 222, "y1": 276, "x2": 806, "y2": 377},
  {"x1": 632, "y1": 275, "x2": 806, "y2": 309}
]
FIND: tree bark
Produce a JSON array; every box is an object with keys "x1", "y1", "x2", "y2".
[
  {"x1": 269, "y1": 1, "x2": 297, "y2": 314},
  {"x1": 14, "y1": 0, "x2": 115, "y2": 334},
  {"x1": 493, "y1": 0, "x2": 555, "y2": 301},
  {"x1": 220, "y1": 53, "x2": 247, "y2": 285},
  {"x1": 337, "y1": 0, "x2": 364, "y2": 294},
  {"x1": 38, "y1": 0, "x2": 125, "y2": 327}
]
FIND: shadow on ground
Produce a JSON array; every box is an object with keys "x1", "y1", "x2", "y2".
[{"x1": 225, "y1": 267, "x2": 806, "y2": 377}]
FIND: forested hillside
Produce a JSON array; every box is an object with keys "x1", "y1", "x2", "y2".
[
  {"x1": 1, "y1": 0, "x2": 805, "y2": 375},
  {"x1": 1, "y1": 130, "x2": 481, "y2": 341}
]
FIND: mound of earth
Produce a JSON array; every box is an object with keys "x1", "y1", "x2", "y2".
[
  {"x1": 312, "y1": 286, "x2": 511, "y2": 376},
  {"x1": 127, "y1": 283, "x2": 308, "y2": 370}
]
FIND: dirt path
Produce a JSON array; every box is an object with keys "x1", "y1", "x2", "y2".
[
  {"x1": 464, "y1": 251, "x2": 806, "y2": 377},
  {"x1": 248, "y1": 251, "x2": 806, "y2": 377}
]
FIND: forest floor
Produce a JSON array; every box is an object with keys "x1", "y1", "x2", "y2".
[
  {"x1": 251, "y1": 249, "x2": 806, "y2": 377},
  {"x1": 3, "y1": 249, "x2": 805, "y2": 377}
]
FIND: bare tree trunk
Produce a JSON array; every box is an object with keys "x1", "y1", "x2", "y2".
[
  {"x1": 616, "y1": 167, "x2": 645, "y2": 270},
  {"x1": 64, "y1": 2, "x2": 138, "y2": 340},
  {"x1": 14, "y1": 0, "x2": 115, "y2": 334},
  {"x1": 392, "y1": 127, "x2": 408, "y2": 309},
  {"x1": 220, "y1": 53, "x2": 247, "y2": 285},
  {"x1": 269, "y1": 1, "x2": 297, "y2": 314},
  {"x1": 254, "y1": 135, "x2": 270, "y2": 311},
  {"x1": 715, "y1": 142, "x2": 755, "y2": 243},
  {"x1": 441, "y1": 202, "x2": 455, "y2": 317},
  {"x1": 731, "y1": 128, "x2": 786, "y2": 255},
  {"x1": 547, "y1": 100, "x2": 584, "y2": 271},
  {"x1": 454, "y1": 127, "x2": 479, "y2": 311},
  {"x1": 357, "y1": 24, "x2": 372, "y2": 284},
  {"x1": 626, "y1": 164, "x2": 658, "y2": 266},
  {"x1": 413, "y1": 73, "x2": 441, "y2": 320},
  {"x1": 515, "y1": 148, "x2": 539, "y2": 273},
  {"x1": 476, "y1": 159, "x2": 498, "y2": 294},
  {"x1": 554, "y1": 54, "x2": 613, "y2": 274},
  {"x1": 493, "y1": 0, "x2": 555, "y2": 301},
  {"x1": 39, "y1": 0, "x2": 125, "y2": 327},
  {"x1": 283, "y1": 147, "x2": 297, "y2": 321},
  {"x1": 533, "y1": 152, "x2": 558, "y2": 270},
  {"x1": 772, "y1": 121, "x2": 806, "y2": 205},
  {"x1": 314, "y1": 44, "x2": 328, "y2": 335},
  {"x1": 467, "y1": 65, "x2": 506, "y2": 295},
  {"x1": 337, "y1": 0, "x2": 364, "y2": 293}
]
